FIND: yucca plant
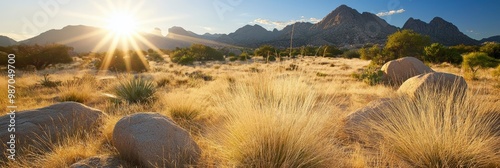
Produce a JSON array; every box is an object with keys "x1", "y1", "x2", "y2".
[{"x1": 114, "y1": 78, "x2": 156, "y2": 104}]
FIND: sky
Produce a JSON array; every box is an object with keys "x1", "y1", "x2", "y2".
[{"x1": 1, "y1": 0, "x2": 499, "y2": 41}]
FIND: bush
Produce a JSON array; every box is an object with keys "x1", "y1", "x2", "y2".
[
  {"x1": 38, "y1": 74, "x2": 62, "y2": 87},
  {"x1": 480, "y1": 42, "x2": 500, "y2": 59},
  {"x1": 424, "y1": 43, "x2": 463, "y2": 64},
  {"x1": 384, "y1": 30, "x2": 430, "y2": 62},
  {"x1": 95, "y1": 50, "x2": 150, "y2": 72},
  {"x1": 229, "y1": 56, "x2": 238, "y2": 62},
  {"x1": 114, "y1": 78, "x2": 156, "y2": 104},
  {"x1": 359, "y1": 44, "x2": 382, "y2": 60},
  {"x1": 462, "y1": 52, "x2": 499, "y2": 79},
  {"x1": 170, "y1": 44, "x2": 224, "y2": 65},
  {"x1": 318, "y1": 45, "x2": 343, "y2": 57},
  {"x1": 0, "y1": 44, "x2": 73, "y2": 70},
  {"x1": 342, "y1": 50, "x2": 360, "y2": 59},
  {"x1": 239, "y1": 52, "x2": 250, "y2": 61},
  {"x1": 352, "y1": 64, "x2": 384, "y2": 85}
]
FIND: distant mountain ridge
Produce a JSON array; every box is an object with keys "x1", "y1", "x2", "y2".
[
  {"x1": 402, "y1": 17, "x2": 479, "y2": 46},
  {"x1": 2, "y1": 4, "x2": 496, "y2": 52},
  {"x1": 0, "y1": 36, "x2": 17, "y2": 46}
]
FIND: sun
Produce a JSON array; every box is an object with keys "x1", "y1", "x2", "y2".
[{"x1": 106, "y1": 12, "x2": 138, "y2": 35}]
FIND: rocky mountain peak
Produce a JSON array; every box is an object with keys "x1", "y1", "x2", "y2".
[
  {"x1": 403, "y1": 17, "x2": 479, "y2": 46},
  {"x1": 314, "y1": 4, "x2": 361, "y2": 29}
]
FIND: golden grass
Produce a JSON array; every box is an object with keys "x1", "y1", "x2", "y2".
[
  {"x1": 3, "y1": 57, "x2": 499, "y2": 167},
  {"x1": 206, "y1": 73, "x2": 347, "y2": 167},
  {"x1": 364, "y1": 84, "x2": 500, "y2": 167}
]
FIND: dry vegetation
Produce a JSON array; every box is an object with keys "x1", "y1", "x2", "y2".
[{"x1": 0, "y1": 56, "x2": 499, "y2": 167}]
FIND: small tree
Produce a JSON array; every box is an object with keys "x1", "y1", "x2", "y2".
[
  {"x1": 424, "y1": 43, "x2": 462, "y2": 64},
  {"x1": 255, "y1": 45, "x2": 276, "y2": 63},
  {"x1": 480, "y1": 42, "x2": 500, "y2": 59},
  {"x1": 384, "y1": 30, "x2": 430, "y2": 62},
  {"x1": 360, "y1": 44, "x2": 382, "y2": 60},
  {"x1": 462, "y1": 52, "x2": 499, "y2": 80}
]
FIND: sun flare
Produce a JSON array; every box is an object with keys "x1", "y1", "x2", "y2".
[{"x1": 106, "y1": 12, "x2": 138, "y2": 35}]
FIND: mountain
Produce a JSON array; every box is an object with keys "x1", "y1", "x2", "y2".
[
  {"x1": 20, "y1": 25, "x2": 234, "y2": 52},
  {"x1": 308, "y1": 4, "x2": 398, "y2": 46},
  {"x1": 403, "y1": 17, "x2": 479, "y2": 46},
  {"x1": 215, "y1": 24, "x2": 281, "y2": 47},
  {"x1": 480, "y1": 35, "x2": 500, "y2": 43},
  {"x1": 18, "y1": 5, "x2": 485, "y2": 52},
  {"x1": 213, "y1": 4, "x2": 398, "y2": 48},
  {"x1": 0, "y1": 35, "x2": 17, "y2": 46}
]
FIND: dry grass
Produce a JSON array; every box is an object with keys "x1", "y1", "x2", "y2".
[
  {"x1": 2, "y1": 57, "x2": 499, "y2": 167},
  {"x1": 205, "y1": 73, "x2": 347, "y2": 167},
  {"x1": 364, "y1": 84, "x2": 500, "y2": 167}
]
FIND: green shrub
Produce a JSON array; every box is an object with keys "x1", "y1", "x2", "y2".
[
  {"x1": 0, "y1": 44, "x2": 73, "y2": 70},
  {"x1": 480, "y1": 42, "x2": 500, "y2": 59},
  {"x1": 462, "y1": 52, "x2": 499, "y2": 80},
  {"x1": 342, "y1": 50, "x2": 360, "y2": 59},
  {"x1": 38, "y1": 74, "x2": 62, "y2": 87},
  {"x1": 239, "y1": 52, "x2": 250, "y2": 61},
  {"x1": 352, "y1": 64, "x2": 384, "y2": 85},
  {"x1": 229, "y1": 56, "x2": 238, "y2": 62},
  {"x1": 95, "y1": 50, "x2": 150, "y2": 72},
  {"x1": 114, "y1": 78, "x2": 156, "y2": 104},
  {"x1": 170, "y1": 44, "x2": 224, "y2": 65},
  {"x1": 424, "y1": 43, "x2": 463, "y2": 64}
]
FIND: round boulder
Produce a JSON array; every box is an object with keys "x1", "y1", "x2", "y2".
[
  {"x1": 397, "y1": 72, "x2": 468, "y2": 98},
  {"x1": 113, "y1": 112, "x2": 201, "y2": 168},
  {"x1": 0, "y1": 102, "x2": 106, "y2": 159},
  {"x1": 381, "y1": 57, "x2": 434, "y2": 86}
]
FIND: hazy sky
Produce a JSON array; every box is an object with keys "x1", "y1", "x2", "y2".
[{"x1": 1, "y1": 0, "x2": 499, "y2": 41}]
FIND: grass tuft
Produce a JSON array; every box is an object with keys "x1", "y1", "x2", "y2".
[{"x1": 114, "y1": 77, "x2": 156, "y2": 104}]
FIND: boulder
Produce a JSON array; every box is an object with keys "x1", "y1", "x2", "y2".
[
  {"x1": 344, "y1": 98, "x2": 393, "y2": 144},
  {"x1": 70, "y1": 155, "x2": 127, "y2": 168},
  {"x1": 397, "y1": 72, "x2": 467, "y2": 98},
  {"x1": 113, "y1": 113, "x2": 201, "y2": 168},
  {"x1": 0, "y1": 102, "x2": 106, "y2": 159},
  {"x1": 381, "y1": 57, "x2": 434, "y2": 86}
]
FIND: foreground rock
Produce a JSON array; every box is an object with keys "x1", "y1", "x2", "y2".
[
  {"x1": 0, "y1": 102, "x2": 105, "y2": 159},
  {"x1": 344, "y1": 98, "x2": 393, "y2": 144},
  {"x1": 397, "y1": 72, "x2": 467, "y2": 98},
  {"x1": 381, "y1": 57, "x2": 434, "y2": 86},
  {"x1": 70, "y1": 155, "x2": 126, "y2": 168},
  {"x1": 113, "y1": 113, "x2": 201, "y2": 168}
]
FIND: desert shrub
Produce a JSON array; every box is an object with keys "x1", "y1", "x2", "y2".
[
  {"x1": 424, "y1": 43, "x2": 463, "y2": 64},
  {"x1": 480, "y1": 42, "x2": 500, "y2": 59},
  {"x1": 449, "y1": 44, "x2": 479, "y2": 55},
  {"x1": 318, "y1": 45, "x2": 343, "y2": 57},
  {"x1": 114, "y1": 78, "x2": 156, "y2": 104},
  {"x1": 229, "y1": 56, "x2": 238, "y2": 62},
  {"x1": 239, "y1": 52, "x2": 250, "y2": 61},
  {"x1": 0, "y1": 44, "x2": 73, "y2": 70},
  {"x1": 95, "y1": 49, "x2": 150, "y2": 72},
  {"x1": 384, "y1": 30, "x2": 431, "y2": 62},
  {"x1": 366, "y1": 84, "x2": 500, "y2": 167},
  {"x1": 254, "y1": 45, "x2": 276, "y2": 60},
  {"x1": 38, "y1": 74, "x2": 62, "y2": 87},
  {"x1": 147, "y1": 51, "x2": 165, "y2": 62},
  {"x1": 352, "y1": 64, "x2": 384, "y2": 85},
  {"x1": 342, "y1": 50, "x2": 360, "y2": 59},
  {"x1": 462, "y1": 52, "x2": 499, "y2": 80},
  {"x1": 171, "y1": 44, "x2": 224, "y2": 65},
  {"x1": 210, "y1": 74, "x2": 345, "y2": 167},
  {"x1": 359, "y1": 44, "x2": 382, "y2": 60}
]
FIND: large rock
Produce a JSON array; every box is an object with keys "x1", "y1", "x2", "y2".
[
  {"x1": 344, "y1": 98, "x2": 393, "y2": 144},
  {"x1": 381, "y1": 57, "x2": 434, "y2": 86},
  {"x1": 70, "y1": 155, "x2": 127, "y2": 168},
  {"x1": 0, "y1": 102, "x2": 106, "y2": 159},
  {"x1": 397, "y1": 72, "x2": 467, "y2": 98},
  {"x1": 113, "y1": 113, "x2": 201, "y2": 168}
]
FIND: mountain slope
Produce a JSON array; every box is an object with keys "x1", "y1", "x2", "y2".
[
  {"x1": 0, "y1": 35, "x2": 17, "y2": 46},
  {"x1": 480, "y1": 35, "x2": 500, "y2": 43},
  {"x1": 403, "y1": 17, "x2": 479, "y2": 46}
]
